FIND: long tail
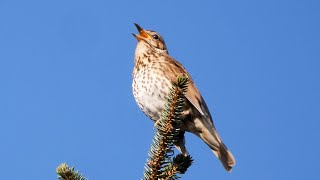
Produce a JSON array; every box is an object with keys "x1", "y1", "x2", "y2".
[
  {"x1": 196, "y1": 122, "x2": 236, "y2": 172},
  {"x1": 212, "y1": 141, "x2": 236, "y2": 172}
]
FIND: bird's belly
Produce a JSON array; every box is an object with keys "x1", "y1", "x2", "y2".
[{"x1": 132, "y1": 69, "x2": 171, "y2": 121}]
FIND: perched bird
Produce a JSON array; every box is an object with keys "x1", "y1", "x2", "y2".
[{"x1": 132, "y1": 23, "x2": 235, "y2": 172}]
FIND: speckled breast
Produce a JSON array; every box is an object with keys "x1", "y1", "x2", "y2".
[{"x1": 132, "y1": 59, "x2": 172, "y2": 121}]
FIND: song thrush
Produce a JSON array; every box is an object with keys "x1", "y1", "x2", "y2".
[{"x1": 132, "y1": 23, "x2": 235, "y2": 172}]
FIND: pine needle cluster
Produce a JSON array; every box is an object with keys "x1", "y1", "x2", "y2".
[
  {"x1": 55, "y1": 76, "x2": 193, "y2": 180},
  {"x1": 142, "y1": 76, "x2": 193, "y2": 180},
  {"x1": 56, "y1": 163, "x2": 87, "y2": 180}
]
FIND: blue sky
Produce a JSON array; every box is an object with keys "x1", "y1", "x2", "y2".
[{"x1": 0, "y1": 0, "x2": 319, "y2": 179}]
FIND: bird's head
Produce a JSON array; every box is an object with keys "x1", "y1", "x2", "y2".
[{"x1": 132, "y1": 23, "x2": 168, "y2": 54}]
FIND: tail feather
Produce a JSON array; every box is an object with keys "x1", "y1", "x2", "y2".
[
  {"x1": 195, "y1": 121, "x2": 236, "y2": 172},
  {"x1": 212, "y1": 142, "x2": 236, "y2": 172}
]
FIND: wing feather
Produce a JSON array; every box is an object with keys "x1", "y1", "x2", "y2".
[{"x1": 163, "y1": 55, "x2": 213, "y2": 124}]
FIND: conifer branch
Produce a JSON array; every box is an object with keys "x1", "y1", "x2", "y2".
[
  {"x1": 162, "y1": 154, "x2": 193, "y2": 180},
  {"x1": 142, "y1": 75, "x2": 193, "y2": 180},
  {"x1": 56, "y1": 163, "x2": 87, "y2": 180}
]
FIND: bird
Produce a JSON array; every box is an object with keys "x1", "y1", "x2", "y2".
[{"x1": 132, "y1": 23, "x2": 235, "y2": 172}]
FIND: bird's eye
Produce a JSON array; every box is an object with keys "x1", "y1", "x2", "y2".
[{"x1": 152, "y1": 34, "x2": 159, "y2": 40}]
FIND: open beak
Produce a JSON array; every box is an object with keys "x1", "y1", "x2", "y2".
[{"x1": 132, "y1": 23, "x2": 151, "y2": 41}]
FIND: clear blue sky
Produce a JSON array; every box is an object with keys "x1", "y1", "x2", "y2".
[{"x1": 0, "y1": 0, "x2": 319, "y2": 179}]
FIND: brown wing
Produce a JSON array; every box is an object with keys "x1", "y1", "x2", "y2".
[{"x1": 162, "y1": 55, "x2": 214, "y2": 127}]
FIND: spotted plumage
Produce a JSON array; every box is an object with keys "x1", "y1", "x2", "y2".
[{"x1": 132, "y1": 23, "x2": 236, "y2": 172}]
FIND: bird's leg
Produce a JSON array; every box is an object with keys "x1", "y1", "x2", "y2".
[{"x1": 174, "y1": 131, "x2": 188, "y2": 156}]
